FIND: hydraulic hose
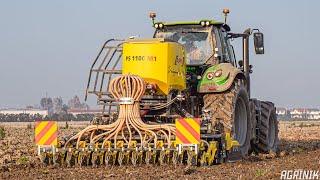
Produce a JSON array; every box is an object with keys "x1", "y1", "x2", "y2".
[{"x1": 64, "y1": 75, "x2": 176, "y2": 149}]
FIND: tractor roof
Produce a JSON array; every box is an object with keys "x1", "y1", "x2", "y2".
[{"x1": 157, "y1": 19, "x2": 224, "y2": 26}]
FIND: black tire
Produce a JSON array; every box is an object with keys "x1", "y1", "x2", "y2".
[
  {"x1": 248, "y1": 101, "x2": 257, "y2": 154},
  {"x1": 203, "y1": 79, "x2": 252, "y2": 157},
  {"x1": 254, "y1": 101, "x2": 279, "y2": 153}
]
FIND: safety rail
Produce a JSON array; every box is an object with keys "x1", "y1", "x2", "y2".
[{"x1": 85, "y1": 39, "x2": 124, "y2": 115}]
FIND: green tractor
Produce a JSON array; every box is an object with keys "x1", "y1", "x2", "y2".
[
  {"x1": 147, "y1": 9, "x2": 279, "y2": 156},
  {"x1": 60, "y1": 9, "x2": 279, "y2": 166}
]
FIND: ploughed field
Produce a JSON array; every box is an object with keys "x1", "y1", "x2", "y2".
[{"x1": 0, "y1": 121, "x2": 319, "y2": 179}]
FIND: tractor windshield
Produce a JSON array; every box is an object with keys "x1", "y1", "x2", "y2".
[{"x1": 155, "y1": 28, "x2": 213, "y2": 65}]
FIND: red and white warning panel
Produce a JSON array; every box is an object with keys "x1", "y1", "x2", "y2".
[
  {"x1": 175, "y1": 118, "x2": 200, "y2": 145},
  {"x1": 35, "y1": 121, "x2": 58, "y2": 146}
]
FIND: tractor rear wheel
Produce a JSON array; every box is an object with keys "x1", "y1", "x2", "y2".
[
  {"x1": 254, "y1": 101, "x2": 279, "y2": 153},
  {"x1": 203, "y1": 79, "x2": 252, "y2": 157}
]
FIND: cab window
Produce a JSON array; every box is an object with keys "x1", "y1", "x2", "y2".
[
  {"x1": 155, "y1": 27, "x2": 214, "y2": 65},
  {"x1": 214, "y1": 28, "x2": 236, "y2": 66}
]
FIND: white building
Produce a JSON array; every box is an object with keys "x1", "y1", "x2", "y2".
[
  {"x1": 276, "y1": 108, "x2": 287, "y2": 115},
  {"x1": 306, "y1": 109, "x2": 320, "y2": 120},
  {"x1": 289, "y1": 108, "x2": 320, "y2": 120},
  {"x1": 290, "y1": 108, "x2": 306, "y2": 119},
  {"x1": 0, "y1": 109, "x2": 48, "y2": 116},
  {"x1": 67, "y1": 109, "x2": 101, "y2": 116}
]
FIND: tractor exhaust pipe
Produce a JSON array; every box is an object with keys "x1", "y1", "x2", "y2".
[{"x1": 242, "y1": 28, "x2": 251, "y2": 97}]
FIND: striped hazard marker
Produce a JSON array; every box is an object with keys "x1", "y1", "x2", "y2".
[
  {"x1": 35, "y1": 121, "x2": 58, "y2": 146},
  {"x1": 175, "y1": 118, "x2": 200, "y2": 145}
]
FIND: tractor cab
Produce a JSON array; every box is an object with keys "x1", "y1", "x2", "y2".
[
  {"x1": 153, "y1": 20, "x2": 235, "y2": 67},
  {"x1": 152, "y1": 20, "x2": 235, "y2": 99}
]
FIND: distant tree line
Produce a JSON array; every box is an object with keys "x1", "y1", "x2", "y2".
[
  {"x1": 40, "y1": 95, "x2": 89, "y2": 116},
  {"x1": 0, "y1": 95, "x2": 94, "y2": 122},
  {"x1": 0, "y1": 113, "x2": 94, "y2": 122}
]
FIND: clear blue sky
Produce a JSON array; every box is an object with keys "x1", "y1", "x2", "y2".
[{"x1": 0, "y1": 0, "x2": 319, "y2": 108}]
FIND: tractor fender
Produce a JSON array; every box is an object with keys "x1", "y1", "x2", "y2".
[{"x1": 197, "y1": 63, "x2": 245, "y2": 93}]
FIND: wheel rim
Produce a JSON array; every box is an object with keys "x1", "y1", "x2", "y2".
[
  {"x1": 268, "y1": 113, "x2": 276, "y2": 148},
  {"x1": 234, "y1": 97, "x2": 248, "y2": 146}
]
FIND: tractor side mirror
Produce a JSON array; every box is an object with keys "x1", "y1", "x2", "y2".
[{"x1": 253, "y1": 32, "x2": 264, "y2": 54}]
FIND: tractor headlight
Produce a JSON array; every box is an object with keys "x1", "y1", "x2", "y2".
[
  {"x1": 206, "y1": 72, "x2": 214, "y2": 80},
  {"x1": 200, "y1": 21, "x2": 210, "y2": 27},
  {"x1": 214, "y1": 69, "x2": 222, "y2": 77},
  {"x1": 154, "y1": 23, "x2": 164, "y2": 29}
]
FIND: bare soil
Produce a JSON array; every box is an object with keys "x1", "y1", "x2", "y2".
[{"x1": 0, "y1": 121, "x2": 319, "y2": 180}]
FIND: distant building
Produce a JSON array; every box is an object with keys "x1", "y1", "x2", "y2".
[
  {"x1": 276, "y1": 108, "x2": 320, "y2": 120},
  {"x1": 305, "y1": 109, "x2": 320, "y2": 120},
  {"x1": 290, "y1": 108, "x2": 306, "y2": 119},
  {"x1": 0, "y1": 109, "x2": 48, "y2": 116},
  {"x1": 278, "y1": 108, "x2": 320, "y2": 120},
  {"x1": 67, "y1": 109, "x2": 101, "y2": 116},
  {"x1": 276, "y1": 107, "x2": 287, "y2": 115},
  {"x1": 276, "y1": 107, "x2": 289, "y2": 120}
]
